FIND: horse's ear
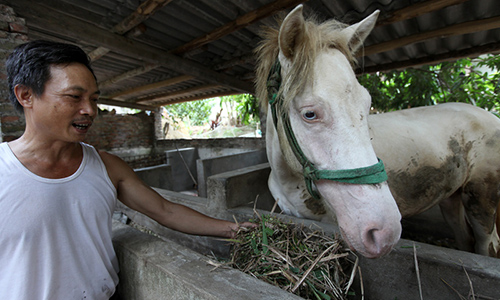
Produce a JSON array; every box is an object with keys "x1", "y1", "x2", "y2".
[
  {"x1": 279, "y1": 5, "x2": 305, "y2": 60},
  {"x1": 342, "y1": 10, "x2": 379, "y2": 54}
]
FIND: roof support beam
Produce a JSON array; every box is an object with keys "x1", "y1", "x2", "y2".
[
  {"x1": 111, "y1": 0, "x2": 307, "y2": 101},
  {"x1": 364, "y1": 16, "x2": 500, "y2": 57},
  {"x1": 6, "y1": 0, "x2": 255, "y2": 95},
  {"x1": 358, "y1": 42, "x2": 500, "y2": 74},
  {"x1": 103, "y1": 0, "x2": 292, "y2": 98},
  {"x1": 113, "y1": 0, "x2": 173, "y2": 35},
  {"x1": 137, "y1": 84, "x2": 223, "y2": 104},
  {"x1": 97, "y1": 98, "x2": 157, "y2": 111},
  {"x1": 170, "y1": 0, "x2": 309, "y2": 55},
  {"x1": 99, "y1": 63, "x2": 158, "y2": 89},
  {"x1": 109, "y1": 75, "x2": 195, "y2": 99},
  {"x1": 89, "y1": 0, "x2": 170, "y2": 61},
  {"x1": 376, "y1": 0, "x2": 470, "y2": 26},
  {"x1": 154, "y1": 91, "x2": 240, "y2": 106}
]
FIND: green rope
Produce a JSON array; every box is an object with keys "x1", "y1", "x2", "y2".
[
  {"x1": 266, "y1": 59, "x2": 388, "y2": 200},
  {"x1": 304, "y1": 158, "x2": 387, "y2": 183}
]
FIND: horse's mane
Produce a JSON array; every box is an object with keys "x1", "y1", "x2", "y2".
[{"x1": 254, "y1": 14, "x2": 357, "y2": 112}]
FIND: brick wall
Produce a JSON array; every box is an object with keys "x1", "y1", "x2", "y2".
[
  {"x1": 84, "y1": 110, "x2": 156, "y2": 152},
  {"x1": 0, "y1": 5, "x2": 28, "y2": 142},
  {"x1": 84, "y1": 110, "x2": 164, "y2": 168}
]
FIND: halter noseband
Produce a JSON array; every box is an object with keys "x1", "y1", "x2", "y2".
[{"x1": 266, "y1": 59, "x2": 388, "y2": 200}]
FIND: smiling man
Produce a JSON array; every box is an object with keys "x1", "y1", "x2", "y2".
[{"x1": 0, "y1": 40, "x2": 253, "y2": 300}]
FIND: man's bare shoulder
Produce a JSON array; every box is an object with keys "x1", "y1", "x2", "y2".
[
  {"x1": 97, "y1": 150, "x2": 119, "y2": 162},
  {"x1": 97, "y1": 150, "x2": 135, "y2": 186},
  {"x1": 97, "y1": 150, "x2": 121, "y2": 167}
]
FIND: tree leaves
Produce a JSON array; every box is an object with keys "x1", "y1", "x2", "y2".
[
  {"x1": 164, "y1": 98, "x2": 216, "y2": 126},
  {"x1": 164, "y1": 94, "x2": 260, "y2": 128},
  {"x1": 359, "y1": 55, "x2": 500, "y2": 112}
]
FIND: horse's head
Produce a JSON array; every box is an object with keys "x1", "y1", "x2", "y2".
[{"x1": 256, "y1": 5, "x2": 402, "y2": 258}]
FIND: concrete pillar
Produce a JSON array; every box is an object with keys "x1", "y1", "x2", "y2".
[{"x1": 154, "y1": 107, "x2": 163, "y2": 141}]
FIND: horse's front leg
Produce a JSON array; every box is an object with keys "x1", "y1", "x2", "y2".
[
  {"x1": 462, "y1": 181, "x2": 500, "y2": 257},
  {"x1": 439, "y1": 191, "x2": 475, "y2": 253}
]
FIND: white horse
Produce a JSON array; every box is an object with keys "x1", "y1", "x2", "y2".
[{"x1": 255, "y1": 5, "x2": 500, "y2": 258}]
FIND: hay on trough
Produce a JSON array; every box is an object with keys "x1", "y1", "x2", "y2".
[{"x1": 224, "y1": 213, "x2": 360, "y2": 300}]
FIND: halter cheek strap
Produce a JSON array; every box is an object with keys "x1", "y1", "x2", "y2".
[{"x1": 267, "y1": 59, "x2": 388, "y2": 200}]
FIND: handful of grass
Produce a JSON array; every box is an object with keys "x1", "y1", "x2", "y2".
[{"x1": 226, "y1": 214, "x2": 360, "y2": 300}]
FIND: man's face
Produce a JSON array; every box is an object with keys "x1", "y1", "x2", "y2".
[{"x1": 28, "y1": 63, "x2": 99, "y2": 143}]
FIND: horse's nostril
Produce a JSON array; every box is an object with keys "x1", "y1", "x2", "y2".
[
  {"x1": 362, "y1": 226, "x2": 395, "y2": 258},
  {"x1": 365, "y1": 228, "x2": 379, "y2": 246}
]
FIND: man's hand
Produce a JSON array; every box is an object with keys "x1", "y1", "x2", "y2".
[{"x1": 226, "y1": 221, "x2": 257, "y2": 239}]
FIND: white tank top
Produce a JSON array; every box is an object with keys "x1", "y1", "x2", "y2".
[{"x1": 0, "y1": 142, "x2": 119, "y2": 300}]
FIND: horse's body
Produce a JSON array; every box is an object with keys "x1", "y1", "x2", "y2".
[
  {"x1": 371, "y1": 103, "x2": 500, "y2": 256},
  {"x1": 256, "y1": 5, "x2": 500, "y2": 258}
]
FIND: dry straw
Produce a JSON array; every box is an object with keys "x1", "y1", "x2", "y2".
[{"x1": 222, "y1": 211, "x2": 361, "y2": 300}]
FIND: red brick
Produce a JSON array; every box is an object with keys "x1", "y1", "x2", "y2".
[
  {"x1": 2, "y1": 115, "x2": 19, "y2": 123},
  {"x1": 0, "y1": 5, "x2": 15, "y2": 15},
  {"x1": 0, "y1": 20, "x2": 8, "y2": 31},
  {"x1": 9, "y1": 21, "x2": 27, "y2": 34}
]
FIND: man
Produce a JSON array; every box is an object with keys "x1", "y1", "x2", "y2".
[{"x1": 0, "y1": 40, "x2": 253, "y2": 299}]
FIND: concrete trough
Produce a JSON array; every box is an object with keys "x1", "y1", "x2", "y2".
[
  {"x1": 141, "y1": 147, "x2": 268, "y2": 196},
  {"x1": 114, "y1": 206, "x2": 500, "y2": 299},
  {"x1": 120, "y1": 161, "x2": 500, "y2": 299},
  {"x1": 112, "y1": 220, "x2": 302, "y2": 300},
  {"x1": 196, "y1": 148, "x2": 267, "y2": 198},
  {"x1": 134, "y1": 164, "x2": 173, "y2": 190}
]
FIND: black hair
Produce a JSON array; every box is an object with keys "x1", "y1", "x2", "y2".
[{"x1": 6, "y1": 40, "x2": 96, "y2": 113}]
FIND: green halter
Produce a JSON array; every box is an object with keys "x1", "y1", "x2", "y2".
[{"x1": 266, "y1": 59, "x2": 388, "y2": 200}]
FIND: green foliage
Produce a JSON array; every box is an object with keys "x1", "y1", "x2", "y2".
[
  {"x1": 358, "y1": 55, "x2": 500, "y2": 112},
  {"x1": 163, "y1": 94, "x2": 259, "y2": 128},
  {"x1": 228, "y1": 214, "x2": 356, "y2": 299},
  {"x1": 221, "y1": 94, "x2": 260, "y2": 126},
  {"x1": 163, "y1": 98, "x2": 216, "y2": 126}
]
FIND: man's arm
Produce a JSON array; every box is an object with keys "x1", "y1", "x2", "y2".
[{"x1": 99, "y1": 151, "x2": 251, "y2": 238}]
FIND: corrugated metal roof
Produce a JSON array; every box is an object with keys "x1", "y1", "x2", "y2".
[{"x1": 3, "y1": 0, "x2": 500, "y2": 110}]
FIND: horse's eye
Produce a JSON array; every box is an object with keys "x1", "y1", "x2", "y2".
[{"x1": 303, "y1": 111, "x2": 317, "y2": 120}]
